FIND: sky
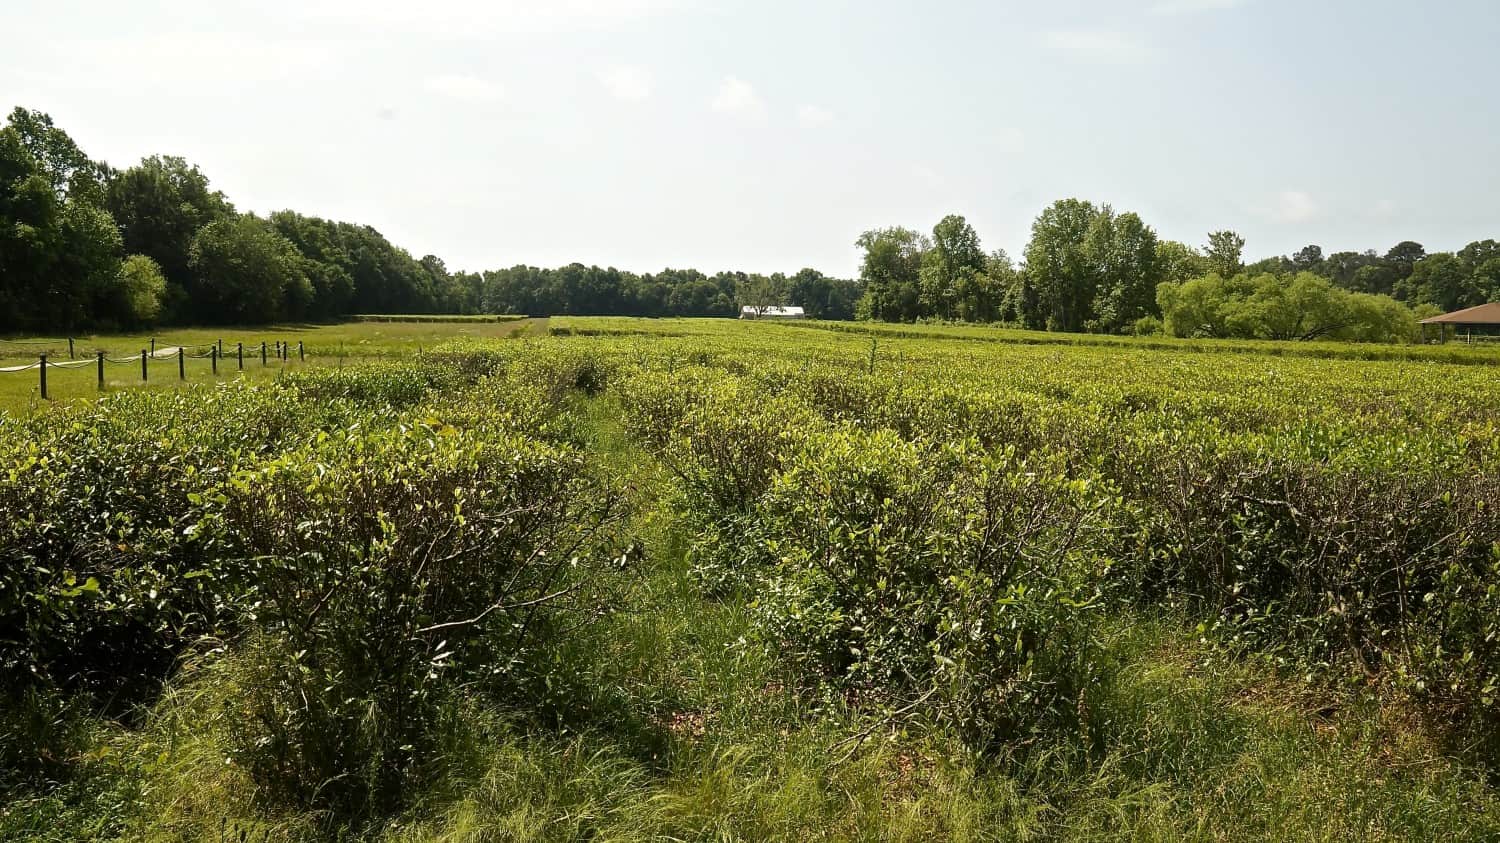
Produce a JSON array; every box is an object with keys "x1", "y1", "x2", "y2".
[{"x1": 4, "y1": 0, "x2": 1499, "y2": 276}]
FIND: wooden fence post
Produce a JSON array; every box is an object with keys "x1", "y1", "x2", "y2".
[
  {"x1": 141, "y1": 349, "x2": 148, "y2": 381},
  {"x1": 178, "y1": 347, "x2": 185, "y2": 380},
  {"x1": 67, "y1": 337, "x2": 74, "y2": 359},
  {"x1": 211, "y1": 346, "x2": 218, "y2": 375},
  {"x1": 238, "y1": 342, "x2": 244, "y2": 370},
  {"x1": 150, "y1": 337, "x2": 155, "y2": 355},
  {"x1": 96, "y1": 351, "x2": 104, "y2": 391},
  {"x1": 261, "y1": 341, "x2": 267, "y2": 366},
  {"x1": 299, "y1": 341, "x2": 305, "y2": 361},
  {"x1": 38, "y1": 354, "x2": 47, "y2": 400}
]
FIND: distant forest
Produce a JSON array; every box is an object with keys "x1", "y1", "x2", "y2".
[{"x1": 3, "y1": 106, "x2": 1496, "y2": 341}]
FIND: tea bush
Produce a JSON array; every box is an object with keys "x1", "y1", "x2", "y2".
[
  {"x1": 201, "y1": 421, "x2": 628, "y2": 816},
  {"x1": 282, "y1": 360, "x2": 445, "y2": 408},
  {"x1": 617, "y1": 367, "x2": 826, "y2": 594},
  {"x1": 0, "y1": 384, "x2": 321, "y2": 706},
  {"x1": 9, "y1": 318, "x2": 1500, "y2": 836},
  {"x1": 756, "y1": 430, "x2": 1111, "y2": 750},
  {"x1": 607, "y1": 325, "x2": 1500, "y2": 744},
  {"x1": 0, "y1": 349, "x2": 641, "y2": 821}
]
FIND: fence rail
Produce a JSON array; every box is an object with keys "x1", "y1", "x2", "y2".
[{"x1": 0, "y1": 337, "x2": 307, "y2": 400}]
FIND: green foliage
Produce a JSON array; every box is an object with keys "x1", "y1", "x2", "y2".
[
  {"x1": 758, "y1": 431, "x2": 1109, "y2": 748},
  {"x1": 920, "y1": 215, "x2": 989, "y2": 321},
  {"x1": 7, "y1": 321, "x2": 1500, "y2": 837},
  {"x1": 105, "y1": 155, "x2": 234, "y2": 315},
  {"x1": 1159, "y1": 271, "x2": 1417, "y2": 343},
  {"x1": 855, "y1": 226, "x2": 930, "y2": 323},
  {"x1": 1024, "y1": 200, "x2": 1164, "y2": 333},
  {"x1": 0, "y1": 114, "x2": 121, "y2": 333},
  {"x1": 206, "y1": 421, "x2": 626, "y2": 816},
  {"x1": 1205, "y1": 230, "x2": 1246, "y2": 278},
  {"x1": 0, "y1": 349, "x2": 635, "y2": 823},
  {"x1": 1132, "y1": 314, "x2": 1164, "y2": 336},
  {"x1": 1025, "y1": 199, "x2": 1101, "y2": 332},
  {"x1": 617, "y1": 366, "x2": 821, "y2": 594},
  {"x1": 109, "y1": 254, "x2": 167, "y2": 327},
  {"x1": 0, "y1": 383, "x2": 317, "y2": 705},
  {"x1": 188, "y1": 215, "x2": 313, "y2": 324}
]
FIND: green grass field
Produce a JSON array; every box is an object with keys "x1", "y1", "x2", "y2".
[
  {"x1": 3, "y1": 318, "x2": 1499, "y2": 841},
  {"x1": 0, "y1": 319, "x2": 545, "y2": 412}
]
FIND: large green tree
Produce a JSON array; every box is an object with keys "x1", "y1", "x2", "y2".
[
  {"x1": 1156, "y1": 240, "x2": 1210, "y2": 285},
  {"x1": 6, "y1": 107, "x2": 106, "y2": 205},
  {"x1": 786, "y1": 268, "x2": 860, "y2": 320},
  {"x1": 188, "y1": 216, "x2": 312, "y2": 324},
  {"x1": 1024, "y1": 199, "x2": 1099, "y2": 332},
  {"x1": 0, "y1": 111, "x2": 120, "y2": 332},
  {"x1": 1400, "y1": 253, "x2": 1482, "y2": 312},
  {"x1": 854, "y1": 227, "x2": 928, "y2": 322},
  {"x1": 919, "y1": 215, "x2": 986, "y2": 321},
  {"x1": 106, "y1": 155, "x2": 233, "y2": 318},
  {"x1": 1204, "y1": 230, "x2": 1246, "y2": 278},
  {"x1": 1087, "y1": 210, "x2": 1161, "y2": 333},
  {"x1": 1022, "y1": 200, "x2": 1163, "y2": 333},
  {"x1": 1159, "y1": 270, "x2": 1416, "y2": 343}
]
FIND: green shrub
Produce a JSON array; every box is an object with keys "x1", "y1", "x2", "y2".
[
  {"x1": 758, "y1": 429, "x2": 1110, "y2": 750},
  {"x1": 203, "y1": 422, "x2": 628, "y2": 817},
  {"x1": 0, "y1": 383, "x2": 316, "y2": 706},
  {"x1": 1110, "y1": 424, "x2": 1500, "y2": 714},
  {"x1": 282, "y1": 361, "x2": 442, "y2": 407},
  {"x1": 1132, "y1": 315, "x2": 1164, "y2": 336},
  {"x1": 617, "y1": 368, "x2": 825, "y2": 593}
]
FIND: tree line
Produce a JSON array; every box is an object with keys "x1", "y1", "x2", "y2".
[
  {"x1": 856, "y1": 202, "x2": 1497, "y2": 342},
  {"x1": 471, "y1": 264, "x2": 859, "y2": 320},
  {"x1": 6, "y1": 105, "x2": 1495, "y2": 340},
  {"x1": 0, "y1": 107, "x2": 856, "y2": 333}
]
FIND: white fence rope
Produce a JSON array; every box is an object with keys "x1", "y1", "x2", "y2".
[{"x1": 1, "y1": 339, "x2": 305, "y2": 383}]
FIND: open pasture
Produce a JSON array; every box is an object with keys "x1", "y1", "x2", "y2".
[{"x1": 0, "y1": 319, "x2": 544, "y2": 412}]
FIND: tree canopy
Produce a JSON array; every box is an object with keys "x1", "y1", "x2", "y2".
[
  {"x1": 0, "y1": 108, "x2": 858, "y2": 331},
  {"x1": 1, "y1": 106, "x2": 1494, "y2": 342}
]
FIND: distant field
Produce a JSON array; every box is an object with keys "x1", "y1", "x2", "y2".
[
  {"x1": 351, "y1": 314, "x2": 527, "y2": 323},
  {"x1": 0, "y1": 318, "x2": 545, "y2": 412},
  {"x1": 551, "y1": 315, "x2": 1500, "y2": 365},
  {"x1": 7, "y1": 314, "x2": 1499, "y2": 413}
]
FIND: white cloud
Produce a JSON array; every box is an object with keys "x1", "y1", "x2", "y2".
[
  {"x1": 599, "y1": 65, "x2": 653, "y2": 101},
  {"x1": 1264, "y1": 190, "x2": 1319, "y2": 223},
  {"x1": 1371, "y1": 198, "x2": 1399, "y2": 219},
  {"x1": 994, "y1": 127, "x2": 1026, "y2": 154},
  {"x1": 710, "y1": 76, "x2": 766, "y2": 122},
  {"x1": 1149, "y1": 0, "x2": 1246, "y2": 15},
  {"x1": 296, "y1": 0, "x2": 697, "y2": 37},
  {"x1": 51, "y1": 34, "x2": 342, "y2": 86},
  {"x1": 913, "y1": 165, "x2": 944, "y2": 189},
  {"x1": 424, "y1": 74, "x2": 504, "y2": 102},
  {"x1": 1042, "y1": 30, "x2": 1153, "y2": 62},
  {"x1": 796, "y1": 104, "x2": 833, "y2": 127}
]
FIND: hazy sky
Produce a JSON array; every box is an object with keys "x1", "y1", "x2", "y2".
[{"x1": 5, "y1": 0, "x2": 1499, "y2": 276}]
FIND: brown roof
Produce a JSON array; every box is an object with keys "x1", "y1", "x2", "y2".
[{"x1": 1420, "y1": 301, "x2": 1500, "y2": 325}]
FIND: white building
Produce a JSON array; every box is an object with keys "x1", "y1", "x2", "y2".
[{"x1": 739, "y1": 305, "x2": 806, "y2": 320}]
